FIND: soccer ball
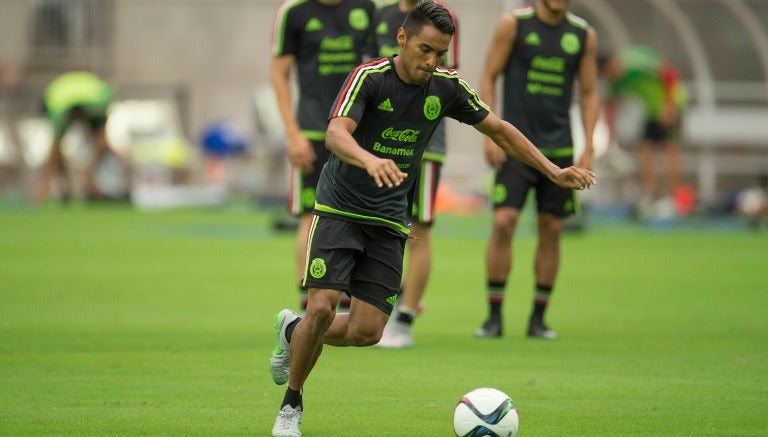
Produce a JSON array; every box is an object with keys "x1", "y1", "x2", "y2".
[{"x1": 453, "y1": 388, "x2": 519, "y2": 437}]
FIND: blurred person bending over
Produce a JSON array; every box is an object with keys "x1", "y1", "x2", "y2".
[
  {"x1": 270, "y1": 0, "x2": 376, "y2": 312},
  {"x1": 35, "y1": 71, "x2": 120, "y2": 203},
  {"x1": 370, "y1": 0, "x2": 459, "y2": 349},
  {"x1": 600, "y1": 45, "x2": 688, "y2": 218},
  {"x1": 268, "y1": 2, "x2": 596, "y2": 435},
  {"x1": 474, "y1": 0, "x2": 600, "y2": 340}
]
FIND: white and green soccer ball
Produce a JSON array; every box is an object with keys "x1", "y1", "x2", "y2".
[{"x1": 453, "y1": 387, "x2": 519, "y2": 437}]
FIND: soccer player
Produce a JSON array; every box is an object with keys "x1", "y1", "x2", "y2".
[
  {"x1": 269, "y1": 2, "x2": 596, "y2": 435},
  {"x1": 473, "y1": 0, "x2": 600, "y2": 339},
  {"x1": 270, "y1": 0, "x2": 376, "y2": 312},
  {"x1": 34, "y1": 71, "x2": 120, "y2": 203},
  {"x1": 600, "y1": 45, "x2": 688, "y2": 218},
  {"x1": 370, "y1": 0, "x2": 459, "y2": 348}
]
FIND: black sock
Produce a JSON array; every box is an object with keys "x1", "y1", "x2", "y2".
[
  {"x1": 531, "y1": 284, "x2": 553, "y2": 321},
  {"x1": 281, "y1": 387, "x2": 303, "y2": 410},
  {"x1": 396, "y1": 307, "x2": 418, "y2": 326},
  {"x1": 487, "y1": 281, "x2": 506, "y2": 318},
  {"x1": 285, "y1": 318, "x2": 300, "y2": 344}
]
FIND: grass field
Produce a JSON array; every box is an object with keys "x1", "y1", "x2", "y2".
[{"x1": 1, "y1": 202, "x2": 766, "y2": 436}]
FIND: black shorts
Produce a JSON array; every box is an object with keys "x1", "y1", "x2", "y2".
[
  {"x1": 288, "y1": 139, "x2": 332, "y2": 216},
  {"x1": 302, "y1": 215, "x2": 406, "y2": 315},
  {"x1": 410, "y1": 159, "x2": 442, "y2": 225},
  {"x1": 642, "y1": 119, "x2": 681, "y2": 145},
  {"x1": 53, "y1": 106, "x2": 108, "y2": 139},
  {"x1": 491, "y1": 156, "x2": 577, "y2": 217}
]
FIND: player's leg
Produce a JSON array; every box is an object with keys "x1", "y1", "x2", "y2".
[
  {"x1": 294, "y1": 213, "x2": 312, "y2": 311},
  {"x1": 34, "y1": 133, "x2": 68, "y2": 203},
  {"x1": 272, "y1": 287, "x2": 339, "y2": 437},
  {"x1": 637, "y1": 140, "x2": 656, "y2": 198},
  {"x1": 528, "y1": 212, "x2": 563, "y2": 339},
  {"x1": 289, "y1": 140, "x2": 327, "y2": 312},
  {"x1": 378, "y1": 160, "x2": 439, "y2": 348},
  {"x1": 272, "y1": 215, "x2": 356, "y2": 436},
  {"x1": 527, "y1": 165, "x2": 573, "y2": 339},
  {"x1": 475, "y1": 207, "x2": 518, "y2": 338},
  {"x1": 402, "y1": 220, "x2": 432, "y2": 312},
  {"x1": 324, "y1": 297, "x2": 390, "y2": 346},
  {"x1": 289, "y1": 287, "x2": 341, "y2": 385},
  {"x1": 341, "y1": 222, "x2": 404, "y2": 346},
  {"x1": 663, "y1": 138, "x2": 681, "y2": 198},
  {"x1": 84, "y1": 122, "x2": 110, "y2": 199},
  {"x1": 476, "y1": 159, "x2": 528, "y2": 338}
]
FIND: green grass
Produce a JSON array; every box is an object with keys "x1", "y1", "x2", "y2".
[{"x1": 1, "y1": 202, "x2": 766, "y2": 436}]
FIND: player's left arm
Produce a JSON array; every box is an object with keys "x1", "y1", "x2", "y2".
[
  {"x1": 576, "y1": 26, "x2": 600, "y2": 170},
  {"x1": 474, "y1": 112, "x2": 596, "y2": 191}
]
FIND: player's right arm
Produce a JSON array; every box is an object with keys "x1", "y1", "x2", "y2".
[
  {"x1": 271, "y1": 55, "x2": 315, "y2": 174},
  {"x1": 326, "y1": 116, "x2": 407, "y2": 189},
  {"x1": 480, "y1": 12, "x2": 517, "y2": 170}
]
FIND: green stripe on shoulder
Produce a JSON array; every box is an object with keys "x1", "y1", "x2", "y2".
[
  {"x1": 341, "y1": 63, "x2": 392, "y2": 117},
  {"x1": 514, "y1": 8, "x2": 535, "y2": 19},
  {"x1": 566, "y1": 12, "x2": 589, "y2": 30},
  {"x1": 273, "y1": 0, "x2": 308, "y2": 56}
]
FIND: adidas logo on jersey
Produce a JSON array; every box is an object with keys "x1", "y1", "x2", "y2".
[
  {"x1": 524, "y1": 32, "x2": 541, "y2": 46},
  {"x1": 305, "y1": 18, "x2": 323, "y2": 31},
  {"x1": 378, "y1": 98, "x2": 394, "y2": 112}
]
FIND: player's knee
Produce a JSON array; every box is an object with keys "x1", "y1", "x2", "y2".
[
  {"x1": 348, "y1": 327, "x2": 382, "y2": 346},
  {"x1": 492, "y1": 209, "x2": 518, "y2": 231},
  {"x1": 305, "y1": 301, "x2": 336, "y2": 326}
]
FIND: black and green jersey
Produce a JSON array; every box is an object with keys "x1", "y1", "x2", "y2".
[
  {"x1": 502, "y1": 5, "x2": 588, "y2": 156},
  {"x1": 317, "y1": 57, "x2": 489, "y2": 234},
  {"x1": 370, "y1": 0, "x2": 458, "y2": 159},
  {"x1": 271, "y1": 0, "x2": 375, "y2": 140}
]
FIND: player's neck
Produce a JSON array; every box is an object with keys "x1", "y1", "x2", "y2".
[
  {"x1": 535, "y1": 3, "x2": 567, "y2": 26},
  {"x1": 392, "y1": 56, "x2": 415, "y2": 85}
]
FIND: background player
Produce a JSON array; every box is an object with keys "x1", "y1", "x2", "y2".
[
  {"x1": 474, "y1": 0, "x2": 600, "y2": 339},
  {"x1": 370, "y1": 0, "x2": 459, "y2": 348},
  {"x1": 270, "y1": 0, "x2": 376, "y2": 312},
  {"x1": 34, "y1": 70, "x2": 123, "y2": 204}
]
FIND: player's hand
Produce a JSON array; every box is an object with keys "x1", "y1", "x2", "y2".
[
  {"x1": 555, "y1": 166, "x2": 596, "y2": 190},
  {"x1": 286, "y1": 133, "x2": 316, "y2": 174},
  {"x1": 484, "y1": 139, "x2": 507, "y2": 170},
  {"x1": 366, "y1": 157, "x2": 407, "y2": 188}
]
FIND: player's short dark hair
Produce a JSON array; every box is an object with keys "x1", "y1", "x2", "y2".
[{"x1": 402, "y1": 0, "x2": 455, "y2": 38}]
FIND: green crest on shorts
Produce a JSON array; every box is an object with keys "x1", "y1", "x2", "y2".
[
  {"x1": 310, "y1": 258, "x2": 327, "y2": 279},
  {"x1": 492, "y1": 184, "x2": 507, "y2": 204}
]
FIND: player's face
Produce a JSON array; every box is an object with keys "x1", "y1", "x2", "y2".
[
  {"x1": 396, "y1": 24, "x2": 451, "y2": 85},
  {"x1": 539, "y1": 0, "x2": 570, "y2": 14}
]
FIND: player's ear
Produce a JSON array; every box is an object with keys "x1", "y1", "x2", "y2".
[{"x1": 397, "y1": 27, "x2": 406, "y2": 49}]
